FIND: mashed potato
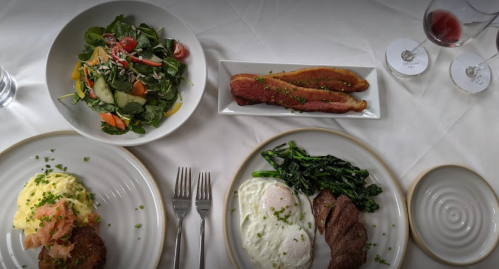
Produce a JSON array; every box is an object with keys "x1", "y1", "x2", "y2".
[{"x1": 13, "y1": 173, "x2": 94, "y2": 236}]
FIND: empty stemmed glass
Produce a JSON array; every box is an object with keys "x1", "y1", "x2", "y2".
[
  {"x1": 386, "y1": 0, "x2": 499, "y2": 78},
  {"x1": 450, "y1": 29, "x2": 499, "y2": 92}
]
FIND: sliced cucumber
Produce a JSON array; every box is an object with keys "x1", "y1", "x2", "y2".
[
  {"x1": 93, "y1": 77, "x2": 114, "y2": 104},
  {"x1": 115, "y1": 90, "x2": 147, "y2": 108}
]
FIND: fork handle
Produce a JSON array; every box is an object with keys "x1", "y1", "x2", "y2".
[
  {"x1": 173, "y1": 218, "x2": 183, "y2": 269},
  {"x1": 198, "y1": 218, "x2": 205, "y2": 269}
]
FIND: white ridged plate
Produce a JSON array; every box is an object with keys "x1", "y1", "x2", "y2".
[
  {"x1": 407, "y1": 165, "x2": 499, "y2": 265},
  {"x1": 224, "y1": 128, "x2": 408, "y2": 269},
  {"x1": 0, "y1": 131, "x2": 165, "y2": 269}
]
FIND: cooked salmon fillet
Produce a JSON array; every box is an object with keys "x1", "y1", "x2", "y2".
[
  {"x1": 230, "y1": 74, "x2": 367, "y2": 113},
  {"x1": 265, "y1": 67, "x2": 369, "y2": 93}
]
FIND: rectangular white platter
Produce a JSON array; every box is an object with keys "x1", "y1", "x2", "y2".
[{"x1": 218, "y1": 60, "x2": 380, "y2": 119}]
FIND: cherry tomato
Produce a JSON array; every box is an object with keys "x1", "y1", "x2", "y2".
[
  {"x1": 102, "y1": 33, "x2": 117, "y2": 47},
  {"x1": 173, "y1": 42, "x2": 186, "y2": 59},
  {"x1": 119, "y1": 36, "x2": 137, "y2": 52}
]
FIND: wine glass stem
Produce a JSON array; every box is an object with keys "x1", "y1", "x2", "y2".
[
  {"x1": 466, "y1": 53, "x2": 499, "y2": 78},
  {"x1": 402, "y1": 38, "x2": 428, "y2": 62}
]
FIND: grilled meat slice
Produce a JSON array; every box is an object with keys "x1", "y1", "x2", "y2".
[
  {"x1": 313, "y1": 190, "x2": 337, "y2": 235},
  {"x1": 325, "y1": 197, "x2": 359, "y2": 248},
  {"x1": 330, "y1": 222, "x2": 368, "y2": 260},
  {"x1": 313, "y1": 191, "x2": 369, "y2": 269},
  {"x1": 230, "y1": 74, "x2": 367, "y2": 113},
  {"x1": 266, "y1": 67, "x2": 369, "y2": 93},
  {"x1": 39, "y1": 227, "x2": 107, "y2": 269}
]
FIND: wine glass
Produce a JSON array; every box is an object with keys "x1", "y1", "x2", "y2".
[
  {"x1": 386, "y1": 0, "x2": 499, "y2": 78},
  {"x1": 450, "y1": 29, "x2": 499, "y2": 93}
]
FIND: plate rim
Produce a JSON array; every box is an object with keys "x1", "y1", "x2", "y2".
[
  {"x1": 217, "y1": 60, "x2": 381, "y2": 119},
  {"x1": 406, "y1": 164, "x2": 499, "y2": 266},
  {"x1": 45, "y1": 0, "x2": 207, "y2": 146},
  {"x1": 0, "y1": 130, "x2": 166, "y2": 268},
  {"x1": 222, "y1": 127, "x2": 408, "y2": 269}
]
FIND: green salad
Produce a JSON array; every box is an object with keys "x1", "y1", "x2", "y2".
[{"x1": 65, "y1": 15, "x2": 189, "y2": 135}]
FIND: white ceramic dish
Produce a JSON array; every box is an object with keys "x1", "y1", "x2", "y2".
[
  {"x1": 46, "y1": 1, "x2": 206, "y2": 146},
  {"x1": 407, "y1": 165, "x2": 499, "y2": 266},
  {"x1": 223, "y1": 128, "x2": 408, "y2": 269},
  {"x1": 218, "y1": 60, "x2": 380, "y2": 119},
  {"x1": 0, "y1": 131, "x2": 165, "y2": 269}
]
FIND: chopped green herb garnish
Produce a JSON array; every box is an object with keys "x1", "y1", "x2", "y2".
[
  {"x1": 83, "y1": 157, "x2": 90, "y2": 162},
  {"x1": 35, "y1": 155, "x2": 39, "y2": 160},
  {"x1": 257, "y1": 233, "x2": 261, "y2": 238},
  {"x1": 135, "y1": 224, "x2": 141, "y2": 228},
  {"x1": 139, "y1": 205, "x2": 144, "y2": 209}
]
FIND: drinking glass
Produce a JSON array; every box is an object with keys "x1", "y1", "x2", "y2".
[
  {"x1": 450, "y1": 29, "x2": 499, "y2": 92},
  {"x1": 386, "y1": 0, "x2": 499, "y2": 78},
  {"x1": 0, "y1": 65, "x2": 17, "y2": 107}
]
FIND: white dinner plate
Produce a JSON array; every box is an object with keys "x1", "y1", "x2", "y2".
[
  {"x1": 407, "y1": 165, "x2": 499, "y2": 266},
  {"x1": 0, "y1": 131, "x2": 165, "y2": 269},
  {"x1": 218, "y1": 60, "x2": 380, "y2": 119},
  {"x1": 223, "y1": 128, "x2": 408, "y2": 269},
  {"x1": 46, "y1": 1, "x2": 207, "y2": 146}
]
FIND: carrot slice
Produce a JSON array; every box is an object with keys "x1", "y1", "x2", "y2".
[
  {"x1": 113, "y1": 115, "x2": 126, "y2": 130},
  {"x1": 83, "y1": 66, "x2": 94, "y2": 88},
  {"x1": 130, "y1": 80, "x2": 146, "y2": 96},
  {"x1": 99, "y1": 113, "x2": 116, "y2": 127}
]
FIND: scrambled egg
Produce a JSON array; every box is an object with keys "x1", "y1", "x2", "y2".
[{"x1": 13, "y1": 173, "x2": 94, "y2": 236}]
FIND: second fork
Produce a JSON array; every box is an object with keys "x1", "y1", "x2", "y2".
[{"x1": 195, "y1": 172, "x2": 212, "y2": 269}]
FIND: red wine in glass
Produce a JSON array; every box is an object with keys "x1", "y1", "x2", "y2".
[{"x1": 424, "y1": 9, "x2": 462, "y2": 47}]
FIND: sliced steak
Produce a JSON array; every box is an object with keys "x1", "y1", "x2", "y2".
[
  {"x1": 265, "y1": 67, "x2": 369, "y2": 93},
  {"x1": 325, "y1": 195, "x2": 359, "y2": 248},
  {"x1": 39, "y1": 227, "x2": 107, "y2": 269},
  {"x1": 328, "y1": 251, "x2": 367, "y2": 269},
  {"x1": 313, "y1": 190, "x2": 337, "y2": 235},
  {"x1": 230, "y1": 74, "x2": 368, "y2": 113},
  {"x1": 330, "y1": 222, "x2": 368, "y2": 258}
]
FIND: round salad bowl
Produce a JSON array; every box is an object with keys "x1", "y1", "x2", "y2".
[{"x1": 46, "y1": 1, "x2": 206, "y2": 146}]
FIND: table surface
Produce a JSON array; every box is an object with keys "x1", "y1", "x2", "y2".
[{"x1": 1, "y1": 0, "x2": 499, "y2": 268}]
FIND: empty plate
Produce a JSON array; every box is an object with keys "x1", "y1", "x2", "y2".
[{"x1": 407, "y1": 165, "x2": 499, "y2": 266}]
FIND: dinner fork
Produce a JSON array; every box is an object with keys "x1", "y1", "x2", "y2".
[
  {"x1": 173, "y1": 167, "x2": 191, "y2": 269},
  {"x1": 195, "y1": 172, "x2": 212, "y2": 269}
]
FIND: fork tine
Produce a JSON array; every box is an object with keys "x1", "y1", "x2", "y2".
[
  {"x1": 175, "y1": 167, "x2": 180, "y2": 196},
  {"x1": 189, "y1": 168, "x2": 192, "y2": 197},
  {"x1": 204, "y1": 173, "x2": 208, "y2": 200},
  {"x1": 197, "y1": 172, "x2": 201, "y2": 198},
  {"x1": 208, "y1": 173, "x2": 211, "y2": 201}
]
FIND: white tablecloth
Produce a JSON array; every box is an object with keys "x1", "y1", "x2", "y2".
[{"x1": 1, "y1": 0, "x2": 499, "y2": 268}]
